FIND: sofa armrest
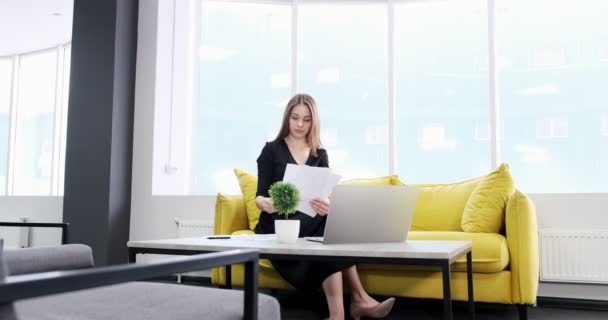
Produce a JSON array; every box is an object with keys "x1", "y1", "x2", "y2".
[
  {"x1": 214, "y1": 194, "x2": 249, "y2": 235},
  {"x1": 505, "y1": 190, "x2": 539, "y2": 304},
  {"x1": 1, "y1": 249, "x2": 260, "y2": 320}
]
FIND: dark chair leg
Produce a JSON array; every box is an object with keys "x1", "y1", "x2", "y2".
[{"x1": 518, "y1": 304, "x2": 528, "y2": 320}]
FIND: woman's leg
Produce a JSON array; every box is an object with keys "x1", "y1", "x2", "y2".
[
  {"x1": 343, "y1": 265, "x2": 395, "y2": 319},
  {"x1": 342, "y1": 265, "x2": 377, "y2": 305},
  {"x1": 322, "y1": 271, "x2": 345, "y2": 320}
]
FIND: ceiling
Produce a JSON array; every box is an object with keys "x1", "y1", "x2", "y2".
[{"x1": 0, "y1": 0, "x2": 73, "y2": 56}]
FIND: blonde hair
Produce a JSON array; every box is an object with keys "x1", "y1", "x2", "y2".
[{"x1": 276, "y1": 94, "x2": 322, "y2": 156}]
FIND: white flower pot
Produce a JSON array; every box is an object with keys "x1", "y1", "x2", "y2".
[{"x1": 275, "y1": 220, "x2": 300, "y2": 244}]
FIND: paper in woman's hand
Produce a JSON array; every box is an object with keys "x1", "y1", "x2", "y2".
[{"x1": 283, "y1": 164, "x2": 341, "y2": 217}]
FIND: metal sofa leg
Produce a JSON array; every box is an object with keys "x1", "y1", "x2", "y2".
[{"x1": 518, "y1": 304, "x2": 528, "y2": 320}]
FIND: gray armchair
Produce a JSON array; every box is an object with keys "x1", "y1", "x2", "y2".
[{"x1": 0, "y1": 240, "x2": 280, "y2": 320}]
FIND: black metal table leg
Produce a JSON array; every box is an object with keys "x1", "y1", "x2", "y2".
[
  {"x1": 128, "y1": 248, "x2": 137, "y2": 263},
  {"x1": 442, "y1": 261, "x2": 453, "y2": 320},
  {"x1": 244, "y1": 259, "x2": 259, "y2": 320},
  {"x1": 518, "y1": 304, "x2": 528, "y2": 320},
  {"x1": 467, "y1": 251, "x2": 475, "y2": 320},
  {"x1": 226, "y1": 265, "x2": 232, "y2": 289}
]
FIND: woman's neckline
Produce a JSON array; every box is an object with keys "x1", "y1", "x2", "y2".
[{"x1": 282, "y1": 138, "x2": 311, "y2": 166}]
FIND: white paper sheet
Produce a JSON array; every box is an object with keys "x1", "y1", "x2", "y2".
[{"x1": 283, "y1": 164, "x2": 341, "y2": 217}]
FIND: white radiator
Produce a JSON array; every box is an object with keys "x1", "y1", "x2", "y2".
[
  {"x1": 540, "y1": 229, "x2": 608, "y2": 284},
  {"x1": 174, "y1": 219, "x2": 214, "y2": 238},
  {"x1": 174, "y1": 218, "x2": 215, "y2": 280}
]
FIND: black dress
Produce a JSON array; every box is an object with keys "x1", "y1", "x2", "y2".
[{"x1": 254, "y1": 139, "x2": 355, "y2": 291}]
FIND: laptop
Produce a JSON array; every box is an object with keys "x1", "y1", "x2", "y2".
[{"x1": 305, "y1": 185, "x2": 419, "y2": 244}]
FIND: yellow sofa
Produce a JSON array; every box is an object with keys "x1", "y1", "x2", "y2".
[{"x1": 212, "y1": 167, "x2": 539, "y2": 317}]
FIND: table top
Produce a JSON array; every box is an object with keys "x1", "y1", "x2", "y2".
[{"x1": 128, "y1": 235, "x2": 471, "y2": 262}]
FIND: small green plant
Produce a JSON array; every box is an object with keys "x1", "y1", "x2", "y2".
[{"x1": 268, "y1": 182, "x2": 300, "y2": 219}]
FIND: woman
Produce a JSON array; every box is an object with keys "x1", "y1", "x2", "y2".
[{"x1": 254, "y1": 94, "x2": 395, "y2": 320}]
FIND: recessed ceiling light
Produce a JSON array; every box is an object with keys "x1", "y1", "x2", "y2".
[{"x1": 52, "y1": 13, "x2": 62, "y2": 16}]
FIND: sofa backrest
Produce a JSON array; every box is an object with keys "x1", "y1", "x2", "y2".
[
  {"x1": 224, "y1": 166, "x2": 515, "y2": 234},
  {"x1": 404, "y1": 164, "x2": 515, "y2": 233},
  {"x1": 215, "y1": 193, "x2": 250, "y2": 235},
  {"x1": 409, "y1": 177, "x2": 483, "y2": 231},
  {"x1": 4, "y1": 244, "x2": 94, "y2": 276}
]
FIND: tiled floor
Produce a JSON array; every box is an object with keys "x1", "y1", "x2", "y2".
[
  {"x1": 158, "y1": 278, "x2": 607, "y2": 319},
  {"x1": 273, "y1": 291, "x2": 608, "y2": 320}
]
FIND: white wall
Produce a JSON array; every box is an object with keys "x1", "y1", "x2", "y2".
[
  {"x1": 129, "y1": 0, "x2": 608, "y2": 301},
  {"x1": 130, "y1": 0, "x2": 218, "y2": 243},
  {"x1": 530, "y1": 193, "x2": 608, "y2": 230}
]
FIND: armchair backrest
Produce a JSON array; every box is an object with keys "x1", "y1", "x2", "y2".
[
  {"x1": 0, "y1": 241, "x2": 263, "y2": 320},
  {"x1": 0, "y1": 239, "x2": 18, "y2": 320},
  {"x1": 0, "y1": 240, "x2": 7, "y2": 277},
  {"x1": 0, "y1": 240, "x2": 95, "y2": 319},
  {"x1": 4, "y1": 244, "x2": 94, "y2": 276}
]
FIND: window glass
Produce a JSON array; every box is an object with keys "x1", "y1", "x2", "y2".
[
  {"x1": 0, "y1": 59, "x2": 12, "y2": 194},
  {"x1": 195, "y1": 1, "x2": 291, "y2": 194},
  {"x1": 497, "y1": 0, "x2": 608, "y2": 192},
  {"x1": 299, "y1": 3, "x2": 388, "y2": 179},
  {"x1": 395, "y1": 0, "x2": 491, "y2": 183},
  {"x1": 13, "y1": 51, "x2": 57, "y2": 195}
]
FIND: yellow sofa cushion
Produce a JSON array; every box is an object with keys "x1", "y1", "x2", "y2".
[
  {"x1": 410, "y1": 231, "x2": 509, "y2": 273},
  {"x1": 340, "y1": 175, "x2": 401, "y2": 186},
  {"x1": 359, "y1": 231, "x2": 509, "y2": 274},
  {"x1": 359, "y1": 269, "x2": 513, "y2": 304},
  {"x1": 214, "y1": 193, "x2": 249, "y2": 235},
  {"x1": 233, "y1": 168, "x2": 261, "y2": 230},
  {"x1": 462, "y1": 163, "x2": 515, "y2": 233},
  {"x1": 229, "y1": 229, "x2": 508, "y2": 274},
  {"x1": 404, "y1": 177, "x2": 482, "y2": 231}
]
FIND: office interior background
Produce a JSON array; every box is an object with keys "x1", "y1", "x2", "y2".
[{"x1": 1, "y1": 0, "x2": 607, "y2": 309}]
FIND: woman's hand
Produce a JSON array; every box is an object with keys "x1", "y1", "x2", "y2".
[
  {"x1": 310, "y1": 198, "x2": 330, "y2": 216},
  {"x1": 256, "y1": 196, "x2": 276, "y2": 213}
]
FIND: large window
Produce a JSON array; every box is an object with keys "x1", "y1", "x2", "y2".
[
  {"x1": 394, "y1": 0, "x2": 490, "y2": 183},
  {"x1": 195, "y1": 2, "x2": 291, "y2": 194},
  {"x1": 497, "y1": 0, "x2": 608, "y2": 192},
  {"x1": 153, "y1": 0, "x2": 608, "y2": 195},
  {"x1": 0, "y1": 46, "x2": 70, "y2": 196},
  {"x1": 13, "y1": 51, "x2": 57, "y2": 195},
  {"x1": 299, "y1": 3, "x2": 388, "y2": 179},
  {"x1": 0, "y1": 59, "x2": 11, "y2": 194}
]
